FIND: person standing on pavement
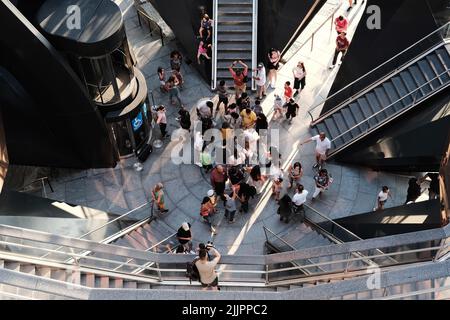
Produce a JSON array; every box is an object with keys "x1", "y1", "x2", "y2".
[
  {"x1": 170, "y1": 50, "x2": 183, "y2": 72},
  {"x1": 224, "y1": 187, "x2": 238, "y2": 223},
  {"x1": 330, "y1": 32, "x2": 350, "y2": 69},
  {"x1": 195, "y1": 246, "x2": 221, "y2": 290},
  {"x1": 292, "y1": 184, "x2": 308, "y2": 213},
  {"x1": 156, "y1": 105, "x2": 169, "y2": 138},
  {"x1": 267, "y1": 48, "x2": 281, "y2": 89},
  {"x1": 253, "y1": 63, "x2": 267, "y2": 100},
  {"x1": 312, "y1": 169, "x2": 332, "y2": 201},
  {"x1": 285, "y1": 98, "x2": 299, "y2": 124},
  {"x1": 210, "y1": 165, "x2": 228, "y2": 201},
  {"x1": 200, "y1": 196, "x2": 217, "y2": 234},
  {"x1": 284, "y1": 81, "x2": 293, "y2": 102},
  {"x1": 216, "y1": 80, "x2": 229, "y2": 116},
  {"x1": 151, "y1": 183, "x2": 169, "y2": 213},
  {"x1": 300, "y1": 132, "x2": 331, "y2": 169},
  {"x1": 229, "y1": 60, "x2": 249, "y2": 99},
  {"x1": 292, "y1": 61, "x2": 306, "y2": 97},
  {"x1": 177, "y1": 222, "x2": 194, "y2": 253}
]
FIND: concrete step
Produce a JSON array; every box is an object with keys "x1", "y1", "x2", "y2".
[
  {"x1": 4, "y1": 261, "x2": 20, "y2": 271},
  {"x1": 19, "y1": 264, "x2": 35, "y2": 275},
  {"x1": 36, "y1": 266, "x2": 52, "y2": 278},
  {"x1": 95, "y1": 276, "x2": 110, "y2": 288},
  {"x1": 111, "y1": 278, "x2": 124, "y2": 288},
  {"x1": 82, "y1": 273, "x2": 95, "y2": 288},
  {"x1": 51, "y1": 269, "x2": 67, "y2": 282},
  {"x1": 124, "y1": 281, "x2": 138, "y2": 289},
  {"x1": 137, "y1": 282, "x2": 151, "y2": 289}
]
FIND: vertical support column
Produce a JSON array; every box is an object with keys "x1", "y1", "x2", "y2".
[{"x1": 251, "y1": 0, "x2": 258, "y2": 91}]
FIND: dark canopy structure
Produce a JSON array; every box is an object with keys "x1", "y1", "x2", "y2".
[{"x1": 36, "y1": 0, "x2": 125, "y2": 57}]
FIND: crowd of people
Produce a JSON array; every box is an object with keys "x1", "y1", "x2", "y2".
[{"x1": 145, "y1": 2, "x2": 441, "y2": 290}]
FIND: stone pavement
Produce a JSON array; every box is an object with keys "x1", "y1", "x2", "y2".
[{"x1": 28, "y1": 0, "x2": 418, "y2": 256}]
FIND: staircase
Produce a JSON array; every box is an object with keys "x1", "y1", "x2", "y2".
[
  {"x1": 81, "y1": 218, "x2": 176, "y2": 274},
  {"x1": 311, "y1": 43, "x2": 450, "y2": 158},
  {"x1": 265, "y1": 223, "x2": 368, "y2": 281},
  {"x1": 212, "y1": 0, "x2": 257, "y2": 89}
]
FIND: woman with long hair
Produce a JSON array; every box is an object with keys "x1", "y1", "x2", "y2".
[
  {"x1": 267, "y1": 48, "x2": 281, "y2": 89},
  {"x1": 292, "y1": 61, "x2": 306, "y2": 97}
]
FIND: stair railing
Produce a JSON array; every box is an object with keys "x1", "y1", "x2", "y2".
[
  {"x1": 281, "y1": 2, "x2": 341, "y2": 63},
  {"x1": 307, "y1": 21, "x2": 450, "y2": 124},
  {"x1": 0, "y1": 224, "x2": 449, "y2": 287},
  {"x1": 329, "y1": 68, "x2": 450, "y2": 156},
  {"x1": 211, "y1": 0, "x2": 219, "y2": 90},
  {"x1": 251, "y1": 0, "x2": 258, "y2": 91},
  {"x1": 17, "y1": 176, "x2": 53, "y2": 198},
  {"x1": 39, "y1": 202, "x2": 150, "y2": 260}
]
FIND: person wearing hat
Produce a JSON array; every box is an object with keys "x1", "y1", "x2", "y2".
[
  {"x1": 253, "y1": 63, "x2": 267, "y2": 100},
  {"x1": 177, "y1": 222, "x2": 194, "y2": 253},
  {"x1": 207, "y1": 189, "x2": 218, "y2": 211}
]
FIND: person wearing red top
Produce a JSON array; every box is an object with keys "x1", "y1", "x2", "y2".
[
  {"x1": 284, "y1": 81, "x2": 293, "y2": 102},
  {"x1": 229, "y1": 60, "x2": 249, "y2": 99},
  {"x1": 334, "y1": 16, "x2": 348, "y2": 34},
  {"x1": 330, "y1": 32, "x2": 350, "y2": 69}
]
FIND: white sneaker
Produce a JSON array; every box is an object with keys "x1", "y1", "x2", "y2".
[
  {"x1": 338, "y1": 61, "x2": 343, "y2": 66},
  {"x1": 329, "y1": 65, "x2": 335, "y2": 69},
  {"x1": 210, "y1": 226, "x2": 217, "y2": 233}
]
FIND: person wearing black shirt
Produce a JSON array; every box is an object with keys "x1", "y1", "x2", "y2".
[
  {"x1": 177, "y1": 222, "x2": 193, "y2": 252},
  {"x1": 285, "y1": 99, "x2": 299, "y2": 124}
]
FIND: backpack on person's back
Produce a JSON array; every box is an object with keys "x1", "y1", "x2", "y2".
[{"x1": 186, "y1": 258, "x2": 200, "y2": 284}]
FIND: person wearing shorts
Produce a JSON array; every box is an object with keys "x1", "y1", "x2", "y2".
[
  {"x1": 195, "y1": 246, "x2": 221, "y2": 290},
  {"x1": 229, "y1": 60, "x2": 248, "y2": 99},
  {"x1": 300, "y1": 132, "x2": 331, "y2": 169}
]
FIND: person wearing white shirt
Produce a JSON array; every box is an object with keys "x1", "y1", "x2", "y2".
[
  {"x1": 374, "y1": 186, "x2": 392, "y2": 211},
  {"x1": 300, "y1": 132, "x2": 331, "y2": 169},
  {"x1": 292, "y1": 184, "x2": 308, "y2": 211},
  {"x1": 253, "y1": 63, "x2": 267, "y2": 100},
  {"x1": 292, "y1": 61, "x2": 306, "y2": 97}
]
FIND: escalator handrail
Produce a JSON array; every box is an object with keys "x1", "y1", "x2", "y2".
[{"x1": 308, "y1": 21, "x2": 450, "y2": 123}]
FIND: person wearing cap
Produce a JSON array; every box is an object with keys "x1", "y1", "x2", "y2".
[
  {"x1": 207, "y1": 189, "x2": 218, "y2": 210},
  {"x1": 253, "y1": 63, "x2": 267, "y2": 100},
  {"x1": 177, "y1": 222, "x2": 193, "y2": 252}
]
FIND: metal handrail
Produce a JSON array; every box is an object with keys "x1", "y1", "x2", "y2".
[
  {"x1": 17, "y1": 176, "x2": 53, "y2": 198},
  {"x1": 308, "y1": 21, "x2": 450, "y2": 122},
  {"x1": 263, "y1": 226, "x2": 327, "y2": 275},
  {"x1": 1, "y1": 237, "x2": 447, "y2": 284},
  {"x1": 330, "y1": 68, "x2": 450, "y2": 144},
  {"x1": 40, "y1": 202, "x2": 150, "y2": 259},
  {"x1": 281, "y1": 3, "x2": 341, "y2": 63},
  {"x1": 251, "y1": 0, "x2": 258, "y2": 91},
  {"x1": 379, "y1": 284, "x2": 450, "y2": 300},
  {"x1": 112, "y1": 232, "x2": 177, "y2": 273},
  {"x1": 211, "y1": 0, "x2": 218, "y2": 90}
]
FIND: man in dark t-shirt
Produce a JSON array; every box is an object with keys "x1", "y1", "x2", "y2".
[
  {"x1": 177, "y1": 222, "x2": 193, "y2": 252},
  {"x1": 330, "y1": 32, "x2": 350, "y2": 68}
]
